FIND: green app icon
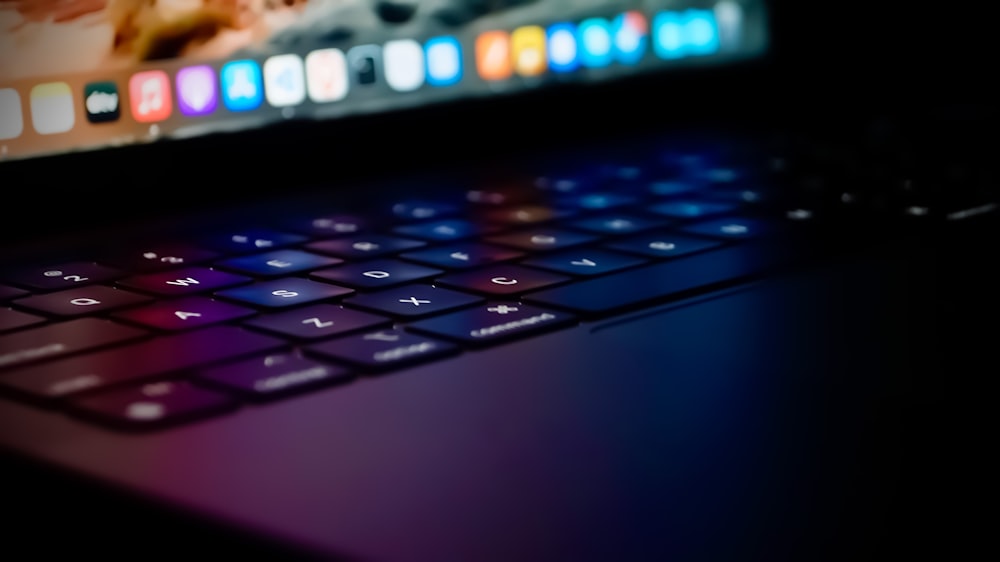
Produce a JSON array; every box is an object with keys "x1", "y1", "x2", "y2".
[{"x1": 84, "y1": 81, "x2": 120, "y2": 123}]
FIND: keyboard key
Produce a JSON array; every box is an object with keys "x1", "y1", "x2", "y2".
[
  {"x1": 216, "y1": 250, "x2": 342, "y2": 277},
  {"x1": 408, "y1": 303, "x2": 576, "y2": 347},
  {"x1": 344, "y1": 285, "x2": 482, "y2": 318},
  {"x1": 308, "y1": 329, "x2": 459, "y2": 371},
  {"x1": 310, "y1": 260, "x2": 442, "y2": 290},
  {"x1": 0, "y1": 284, "x2": 28, "y2": 301},
  {"x1": 112, "y1": 297, "x2": 256, "y2": 331},
  {"x1": 680, "y1": 217, "x2": 775, "y2": 239},
  {"x1": 558, "y1": 192, "x2": 639, "y2": 210},
  {"x1": 391, "y1": 200, "x2": 459, "y2": 221},
  {"x1": 0, "y1": 308, "x2": 45, "y2": 333},
  {"x1": 647, "y1": 200, "x2": 738, "y2": 219},
  {"x1": 436, "y1": 265, "x2": 569, "y2": 296},
  {"x1": 203, "y1": 229, "x2": 307, "y2": 254},
  {"x1": 524, "y1": 243, "x2": 786, "y2": 316},
  {"x1": 197, "y1": 353, "x2": 352, "y2": 400},
  {"x1": 286, "y1": 215, "x2": 368, "y2": 237},
  {"x1": 216, "y1": 278, "x2": 353, "y2": 309},
  {"x1": 393, "y1": 219, "x2": 493, "y2": 241},
  {"x1": 522, "y1": 249, "x2": 647, "y2": 276},
  {"x1": 4, "y1": 262, "x2": 124, "y2": 291},
  {"x1": 118, "y1": 267, "x2": 252, "y2": 296},
  {"x1": 485, "y1": 229, "x2": 597, "y2": 252},
  {"x1": 13, "y1": 286, "x2": 151, "y2": 317},
  {"x1": 68, "y1": 380, "x2": 238, "y2": 430},
  {"x1": 0, "y1": 326, "x2": 283, "y2": 400},
  {"x1": 306, "y1": 235, "x2": 426, "y2": 259},
  {"x1": 604, "y1": 232, "x2": 724, "y2": 259},
  {"x1": 481, "y1": 205, "x2": 574, "y2": 226},
  {"x1": 567, "y1": 214, "x2": 667, "y2": 236},
  {"x1": 243, "y1": 304, "x2": 389, "y2": 340},
  {"x1": 101, "y1": 244, "x2": 219, "y2": 272},
  {"x1": 0, "y1": 318, "x2": 146, "y2": 371},
  {"x1": 400, "y1": 243, "x2": 524, "y2": 270},
  {"x1": 647, "y1": 180, "x2": 699, "y2": 197}
]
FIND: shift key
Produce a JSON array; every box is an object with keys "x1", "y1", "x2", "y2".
[
  {"x1": 0, "y1": 326, "x2": 285, "y2": 401},
  {"x1": 0, "y1": 319, "x2": 147, "y2": 371}
]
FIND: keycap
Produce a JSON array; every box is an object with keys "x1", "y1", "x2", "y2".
[
  {"x1": 4, "y1": 262, "x2": 125, "y2": 291},
  {"x1": 68, "y1": 380, "x2": 238, "y2": 430},
  {"x1": 286, "y1": 215, "x2": 368, "y2": 237},
  {"x1": 101, "y1": 244, "x2": 219, "y2": 272},
  {"x1": 568, "y1": 214, "x2": 667, "y2": 236},
  {"x1": 216, "y1": 250, "x2": 342, "y2": 277},
  {"x1": 243, "y1": 304, "x2": 390, "y2": 340},
  {"x1": 521, "y1": 249, "x2": 647, "y2": 276},
  {"x1": 215, "y1": 278, "x2": 353, "y2": 309},
  {"x1": 557, "y1": 192, "x2": 639, "y2": 210},
  {"x1": 0, "y1": 308, "x2": 45, "y2": 333},
  {"x1": 308, "y1": 329, "x2": 459, "y2": 371},
  {"x1": 203, "y1": 229, "x2": 307, "y2": 254},
  {"x1": 197, "y1": 352, "x2": 352, "y2": 400},
  {"x1": 679, "y1": 217, "x2": 775, "y2": 240},
  {"x1": 647, "y1": 180, "x2": 699, "y2": 197},
  {"x1": 481, "y1": 205, "x2": 574, "y2": 225},
  {"x1": 603, "y1": 232, "x2": 724, "y2": 259},
  {"x1": 523, "y1": 243, "x2": 788, "y2": 316},
  {"x1": 392, "y1": 219, "x2": 493, "y2": 241},
  {"x1": 0, "y1": 284, "x2": 29, "y2": 301},
  {"x1": 391, "y1": 200, "x2": 459, "y2": 221},
  {"x1": 310, "y1": 260, "x2": 442, "y2": 290},
  {"x1": 118, "y1": 267, "x2": 252, "y2": 296},
  {"x1": 0, "y1": 326, "x2": 284, "y2": 401},
  {"x1": 647, "y1": 200, "x2": 738, "y2": 219},
  {"x1": 408, "y1": 303, "x2": 576, "y2": 347},
  {"x1": 344, "y1": 285, "x2": 482, "y2": 318},
  {"x1": 485, "y1": 229, "x2": 597, "y2": 252},
  {"x1": 112, "y1": 297, "x2": 256, "y2": 331},
  {"x1": 306, "y1": 235, "x2": 426, "y2": 259},
  {"x1": 400, "y1": 243, "x2": 524, "y2": 270},
  {"x1": 13, "y1": 286, "x2": 151, "y2": 317},
  {"x1": 0, "y1": 318, "x2": 147, "y2": 371},
  {"x1": 435, "y1": 265, "x2": 569, "y2": 296}
]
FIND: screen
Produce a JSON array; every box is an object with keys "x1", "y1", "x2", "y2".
[{"x1": 0, "y1": 0, "x2": 767, "y2": 161}]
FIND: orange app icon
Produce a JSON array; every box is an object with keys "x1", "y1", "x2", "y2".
[
  {"x1": 476, "y1": 31, "x2": 511, "y2": 80},
  {"x1": 511, "y1": 26, "x2": 547, "y2": 76},
  {"x1": 130, "y1": 70, "x2": 172, "y2": 122}
]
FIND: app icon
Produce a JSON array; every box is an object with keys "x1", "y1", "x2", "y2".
[
  {"x1": 30, "y1": 82, "x2": 75, "y2": 133},
  {"x1": 264, "y1": 54, "x2": 306, "y2": 107},
  {"x1": 476, "y1": 30, "x2": 511, "y2": 80},
  {"x1": 221, "y1": 60, "x2": 263, "y2": 111},
  {"x1": 577, "y1": 18, "x2": 614, "y2": 68},
  {"x1": 347, "y1": 45, "x2": 382, "y2": 87},
  {"x1": 176, "y1": 65, "x2": 218, "y2": 116},
  {"x1": 511, "y1": 26, "x2": 546, "y2": 77},
  {"x1": 305, "y1": 48, "x2": 348, "y2": 103},
  {"x1": 547, "y1": 23, "x2": 579, "y2": 73},
  {"x1": 612, "y1": 11, "x2": 649, "y2": 65},
  {"x1": 653, "y1": 12, "x2": 685, "y2": 59},
  {"x1": 0, "y1": 88, "x2": 24, "y2": 140},
  {"x1": 425, "y1": 36, "x2": 462, "y2": 87},
  {"x1": 129, "y1": 71, "x2": 172, "y2": 123},
  {"x1": 384, "y1": 39, "x2": 425, "y2": 92},
  {"x1": 684, "y1": 10, "x2": 720, "y2": 56},
  {"x1": 83, "y1": 82, "x2": 120, "y2": 123}
]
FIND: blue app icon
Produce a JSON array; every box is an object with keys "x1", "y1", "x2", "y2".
[
  {"x1": 547, "y1": 23, "x2": 579, "y2": 73},
  {"x1": 577, "y1": 18, "x2": 614, "y2": 68},
  {"x1": 684, "y1": 10, "x2": 720, "y2": 56},
  {"x1": 221, "y1": 60, "x2": 263, "y2": 112},
  {"x1": 425, "y1": 36, "x2": 462, "y2": 87},
  {"x1": 652, "y1": 12, "x2": 685, "y2": 59},
  {"x1": 612, "y1": 12, "x2": 649, "y2": 65}
]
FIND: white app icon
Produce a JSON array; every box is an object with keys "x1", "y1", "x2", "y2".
[
  {"x1": 30, "y1": 82, "x2": 75, "y2": 135},
  {"x1": 264, "y1": 54, "x2": 306, "y2": 108},
  {"x1": 305, "y1": 49, "x2": 348, "y2": 103},
  {"x1": 383, "y1": 40, "x2": 425, "y2": 92},
  {"x1": 0, "y1": 88, "x2": 23, "y2": 140}
]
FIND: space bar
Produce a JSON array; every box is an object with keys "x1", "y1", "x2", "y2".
[{"x1": 523, "y1": 243, "x2": 788, "y2": 316}]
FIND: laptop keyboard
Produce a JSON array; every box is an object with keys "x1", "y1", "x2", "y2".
[{"x1": 1, "y1": 128, "x2": 993, "y2": 430}]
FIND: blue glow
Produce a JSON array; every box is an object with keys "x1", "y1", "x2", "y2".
[
  {"x1": 577, "y1": 18, "x2": 614, "y2": 68},
  {"x1": 425, "y1": 36, "x2": 463, "y2": 87},
  {"x1": 547, "y1": 23, "x2": 580, "y2": 73},
  {"x1": 612, "y1": 13, "x2": 648, "y2": 65},
  {"x1": 652, "y1": 12, "x2": 686, "y2": 59},
  {"x1": 220, "y1": 60, "x2": 263, "y2": 112},
  {"x1": 684, "y1": 10, "x2": 720, "y2": 56}
]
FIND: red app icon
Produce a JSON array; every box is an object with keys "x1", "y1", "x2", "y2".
[{"x1": 129, "y1": 70, "x2": 172, "y2": 122}]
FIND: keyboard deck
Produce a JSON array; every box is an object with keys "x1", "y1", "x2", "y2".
[{"x1": 1, "y1": 130, "x2": 993, "y2": 430}]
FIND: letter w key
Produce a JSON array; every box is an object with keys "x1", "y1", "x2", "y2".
[{"x1": 118, "y1": 267, "x2": 253, "y2": 296}]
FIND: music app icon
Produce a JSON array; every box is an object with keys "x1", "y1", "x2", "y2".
[{"x1": 129, "y1": 70, "x2": 172, "y2": 122}]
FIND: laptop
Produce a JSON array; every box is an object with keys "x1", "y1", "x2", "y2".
[{"x1": 1, "y1": 0, "x2": 994, "y2": 560}]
